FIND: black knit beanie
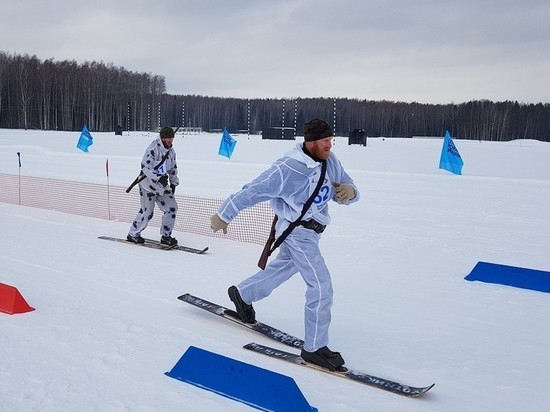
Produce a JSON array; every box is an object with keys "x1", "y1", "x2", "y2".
[{"x1": 303, "y1": 119, "x2": 332, "y2": 141}]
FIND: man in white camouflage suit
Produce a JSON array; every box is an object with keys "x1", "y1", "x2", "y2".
[
  {"x1": 127, "y1": 127, "x2": 179, "y2": 246},
  {"x1": 210, "y1": 119, "x2": 359, "y2": 371}
]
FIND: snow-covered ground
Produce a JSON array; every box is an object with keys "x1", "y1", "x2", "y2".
[{"x1": 1, "y1": 129, "x2": 549, "y2": 411}]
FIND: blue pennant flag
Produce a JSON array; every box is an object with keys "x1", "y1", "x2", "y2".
[
  {"x1": 439, "y1": 130, "x2": 463, "y2": 175},
  {"x1": 76, "y1": 124, "x2": 94, "y2": 153},
  {"x1": 218, "y1": 127, "x2": 237, "y2": 159}
]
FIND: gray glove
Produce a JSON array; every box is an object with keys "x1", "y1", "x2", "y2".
[
  {"x1": 333, "y1": 183, "x2": 356, "y2": 204},
  {"x1": 210, "y1": 214, "x2": 228, "y2": 234}
]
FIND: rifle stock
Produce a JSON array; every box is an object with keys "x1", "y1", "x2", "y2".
[
  {"x1": 125, "y1": 172, "x2": 145, "y2": 193},
  {"x1": 257, "y1": 216, "x2": 277, "y2": 269}
]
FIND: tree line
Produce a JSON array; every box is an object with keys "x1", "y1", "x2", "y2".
[{"x1": 1, "y1": 51, "x2": 548, "y2": 141}]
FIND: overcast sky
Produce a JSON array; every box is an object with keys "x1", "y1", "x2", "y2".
[{"x1": 2, "y1": 0, "x2": 549, "y2": 104}]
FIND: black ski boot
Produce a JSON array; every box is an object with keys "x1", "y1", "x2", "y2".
[
  {"x1": 127, "y1": 234, "x2": 145, "y2": 244},
  {"x1": 161, "y1": 235, "x2": 178, "y2": 246},
  {"x1": 228, "y1": 285, "x2": 256, "y2": 324},
  {"x1": 301, "y1": 346, "x2": 346, "y2": 372}
]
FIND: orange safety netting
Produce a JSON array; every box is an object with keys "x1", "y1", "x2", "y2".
[{"x1": 0, "y1": 173, "x2": 273, "y2": 245}]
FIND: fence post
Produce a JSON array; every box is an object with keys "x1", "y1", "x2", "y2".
[{"x1": 105, "y1": 159, "x2": 111, "y2": 220}]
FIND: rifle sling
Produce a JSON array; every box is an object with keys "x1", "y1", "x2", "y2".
[{"x1": 270, "y1": 160, "x2": 327, "y2": 252}]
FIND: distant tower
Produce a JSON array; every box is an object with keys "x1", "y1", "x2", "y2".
[
  {"x1": 146, "y1": 104, "x2": 151, "y2": 137},
  {"x1": 281, "y1": 99, "x2": 286, "y2": 139},
  {"x1": 247, "y1": 99, "x2": 250, "y2": 138},
  {"x1": 333, "y1": 97, "x2": 337, "y2": 137},
  {"x1": 181, "y1": 101, "x2": 185, "y2": 128},
  {"x1": 293, "y1": 99, "x2": 298, "y2": 139},
  {"x1": 126, "y1": 102, "x2": 131, "y2": 136},
  {"x1": 157, "y1": 101, "x2": 161, "y2": 130}
]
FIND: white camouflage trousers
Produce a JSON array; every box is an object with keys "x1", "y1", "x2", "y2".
[
  {"x1": 237, "y1": 226, "x2": 333, "y2": 352},
  {"x1": 128, "y1": 188, "x2": 178, "y2": 237}
]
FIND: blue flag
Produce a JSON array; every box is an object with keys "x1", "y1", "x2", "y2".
[
  {"x1": 218, "y1": 127, "x2": 237, "y2": 159},
  {"x1": 439, "y1": 130, "x2": 463, "y2": 175},
  {"x1": 76, "y1": 124, "x2": 94, "y2": 153}
]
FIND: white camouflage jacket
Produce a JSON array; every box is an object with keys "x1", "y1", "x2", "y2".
[
  {"x1": 138, "y1": 137, "x2": 179, "y2": 195},
  {"x1": 217, "y1": 143, "x2": 359, "y2": 235}
]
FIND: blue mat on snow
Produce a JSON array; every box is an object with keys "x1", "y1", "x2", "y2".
[
  {"x1": 165, "y1": 346, "x2": 317, "y2": 412},
  {"x1": 465, "y1": 261, "x2": 550, "y2": 293}
]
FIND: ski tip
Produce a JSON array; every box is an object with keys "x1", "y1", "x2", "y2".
[
  {"x1": 177, "y1": 246, "x2": 208, "y2": 254},
  {"x1": 409, "y1": 383, "x2": 435, "y2": 397}
]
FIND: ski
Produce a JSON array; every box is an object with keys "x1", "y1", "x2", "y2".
[
  {"x1": 98, "y1": 236, "x2": 208, "y2": 254},
  {"x1": 178, "y1": 293, "x2": 304, "y2": 349},
  {"x1": 243, "y1": 342, "x2": 435, "y2": 398},
  {"x1": 142, "y1": 238, "x2": 208, "y2": 254}
]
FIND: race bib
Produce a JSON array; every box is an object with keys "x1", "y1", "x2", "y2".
[{"x1": 311, "y1": 177, "x2": 331, "y2": 207}]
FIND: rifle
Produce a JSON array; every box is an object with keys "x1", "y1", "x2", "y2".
[
  {"x1": 125, "y1": 127, "x2": 181, "y2": 193},
  {"x1": 257, "y1": 216, "x2": 278, "y2": 269},
  {"x1": 125, "y1": 172, "x2": 145, "y2": 193}
]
